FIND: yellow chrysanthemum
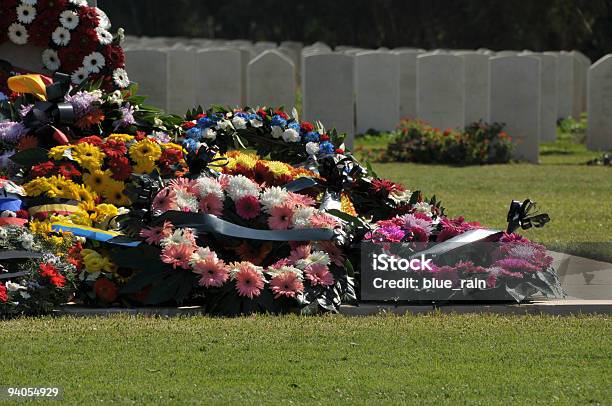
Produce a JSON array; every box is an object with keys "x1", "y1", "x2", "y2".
[
  {"x1": 234, "y1": 153, "x2": 258, "y2": 170},
  {"x1": 129, "y1": 138, "x2": 162, "y2": 165},
  {"x1": 29, "y1": 220, "x2": 52, "y2": 236},
  {"x1": 82, "y1": 169, "x2": 113, "y2": 196},
  {"x1": 71, "y1": 142, "x2": 106, "y2": 172},
  {"x1": 263, "y1": 161, "x2": 290, "y2": 178},
  {"x1": 46, "y1": 175, "x2": 80, "y2": 200},
  {"x1": 103, "y1": 180, "x2": 131, "y2": 207},
  {"x1": 23, "y1": 177, "x2": 51, "y2": 197},
  {"x1": 91, "y1": 203, "x2": 119, "y2": 225},
  {"x1": 68, "y1": 208, "x2": 93, "y2": 227},
  {"x1": 75, "y1": 184, "x2": 98, "y2": 204},
  {"x1": 341, "y1": 192, "x2": 357, "y2": 216},
  {"x1": 48, "y1": 145, "x2": 71, "y2": 161},
  {"x1": 133, "y1": 160, "x2": 157, "y2": 174},
  {"x1": 81, "y1": 249, "x2": 116, "y2": 273},
  {"x1": 108, "y1": 133, "x2": 134, "y2": 142}
]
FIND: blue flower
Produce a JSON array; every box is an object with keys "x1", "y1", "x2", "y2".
[
  {"x1": 319, "y1": 141, "x2": 334, "y2": 155},
  {"x1": 186, "y1": 127, "x2": 202, "y2": 140},
  {"x1": 271, "y1": 115, "x2": 287, "y2": 127},
  {"x1": 182, "y1": 138, "x2": 199, "y2": 153},
  {"x1": 0, "y1": 92, "x2": 7, "y2": 102},
  {"x1": 288, "y1": 121, "x2": 300, "y2": 131},
  {"x1": 235, "y1": 112, "x2": 249, "y2": 119},
  {"x1": 304, "y1": 131, "x2": 320, "y2": 143},
  {"x1": 197, "y1": 116, "x2": 218, "y2": 128}
]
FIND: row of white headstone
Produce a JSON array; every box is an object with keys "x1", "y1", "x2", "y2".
[{"x1": 122, "y1": 38, "x2": 611, "y2": 160}]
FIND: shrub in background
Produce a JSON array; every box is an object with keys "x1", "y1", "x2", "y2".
[{"x1": 384, "y1": 119, "x2": 514, "y2": 165}]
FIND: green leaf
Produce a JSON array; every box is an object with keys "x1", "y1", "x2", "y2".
[{"x1": 10, "y1": 148, "x2": 49, "y2": 166}]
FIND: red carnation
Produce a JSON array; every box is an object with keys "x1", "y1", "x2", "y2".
[
  {"x1": 134, "y1": 131, "x2": 146, "y2": 141},
  {"x1": 39, "y1": 263, "x2": 66, "y2": 288},
  {"x1": 78, "y1": 6, "x2": 99, "y2": 27},
  {"x1": 256, "y1": 109, "x2": 267, "y2": 118},
  {"x1": 28, "y1": 9, "x2": 61, "y2": 47},
  {"x1": 108, "y1": 156, "x2": 132, "y2": 181},
  {"x1": 30, "y1": 161, "x2": 56, "y2": 179},
  {"x1": 0, "y1": 283, "x2": 7, "y2": 303},
  {"x1": 67, "y1": 241, "x2": 84, "y2": 271},
  {"x1": 57, "y1": 163, "x2": 82, "y2": 180},
  {"x1": 300, "y1": 122, "x2": 314, "y2": 132},
  {"x1": 78, "y1": 135, "x2": 104, "y2": 146},
  {"x1": 58, "y1": 46, "x2": 87, "y2": 72},
  {"x1": 102, "y1": 138, "x2": 127, "y2": 158},
  {"x1": 102, "y1": 45, "x2": 125, "y2": 69},
  {"x1": 94, "y1": 278, "x2": 118, "y2": 303},
  {"x1": 195, "y1": 113, "x2": 206, "y2": 119},
  {"x1": 320, "y1": 134, "x2": 330, "y2": 141},
  {"x1": 335, "y1": 148, "x2": 344, "y2": 154},
  {"x1": 182, "y1": 121, "x2": 196, "y2": 129},
  {"x1": 274, "y1": 110, "x2": 288, "y2": 120}
]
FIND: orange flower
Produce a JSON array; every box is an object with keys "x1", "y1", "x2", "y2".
[
  {"x1": 233, "y1": 242, "x2": 272, "y2": 265},
  {"x1": 75, "y1": 109, "x2": 105, "y2": 130}
]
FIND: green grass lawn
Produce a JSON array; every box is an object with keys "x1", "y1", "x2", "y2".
[
  {"x1": 0, "y1": 314, "x2": 610, "y2": 404},
  {"x1": 355, "y1": 134, "x2": 612, "y2": 262}
]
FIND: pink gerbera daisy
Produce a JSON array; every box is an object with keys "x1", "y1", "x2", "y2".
[
  {"x1": 168, "y1": 178, "x2": 198, "y2": 194},
  {"x1": 270, "y1": 271, "x2": 304, "y2": 299},
  {"x1": 268, "y1": 203, "x2": 294, "y2": 230},
  {"x1": 289, "y1": 244, "x2": 311, "y2": 263},
  {"x1": 235, "y1": 195, "x2": 261, "y2": 220},
  {"x1": 140, "y1": 221, "x2": 174, "y2": 245},
  {"x1": 152, "y1": 188, "x2": 178, "y2": 214},
  {"x1": 234, "y1": 263, "x2": 264, "y2": 299},
  {"x1": 199, "y1": 194, "x2": 223, "y2": 216},
  {"x1": 304, "y1": 263, "x2": 335, "y2": 286},
  {"x1": 285, "y1": 192, "x2": 315, "y2": 207},
  {"x1": 309, "y1": 213, "x2": 338, "y2": 229},
  {"x1": 160, "y1": 243, "x2": 193, "y2": 269},
  {"x1": 193, "y1": 257, "x2": 229, "y2": 287}
]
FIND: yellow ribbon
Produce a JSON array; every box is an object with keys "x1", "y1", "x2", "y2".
[{"x1": 7, "y1": 74, "x2": 48, "y2": 101}]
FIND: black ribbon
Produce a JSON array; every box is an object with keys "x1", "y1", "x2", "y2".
[
  {"x1": 154, "y1": 211, "x2": 336, "y2": 242},
  {"x1": 506, "y1": 199, "x2": 550, "y2": 234},
  {"x1": 21, "y1": 72, "x2": 74, "y2": 148},
  {"x1": 187, "y1": 144, "x2": 228, "y2": 179},
  {"x1": 0, "y1": 250, "x2": 44, "y2": 280}
]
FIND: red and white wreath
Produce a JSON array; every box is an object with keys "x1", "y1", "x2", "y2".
[{"x1": 0, "y1": 0, "x2": 128, "y2": 90}]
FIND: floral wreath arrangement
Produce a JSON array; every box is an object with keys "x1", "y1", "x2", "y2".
[
  {"x1": 0, "y1": 3, "x2": 564, "y2": 315},
  {"x1": 0, "y1": 0, "x2": 128, "y2": 95},
  {"x1": 0, "y1": 224, "x2": 77, "y2": 316}
]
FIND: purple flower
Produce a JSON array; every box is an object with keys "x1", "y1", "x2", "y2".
[
  {"x1": 112, "y1": 103, "x2": 136, "y2": 130},
  {"x1": 0, "y1": 122, "x2": 28, "y2": 143},
  {"x1": 365, "y1": 225, "x2": 405, "y2": 243},
  {"x1": 64, "y1": 91, "x2": 102, "y2": 119},
  {"x1": 400, "y1": 213, "x2": 433, "y2": 235},
  {"x1": 19, "y1": 104, "x2": 33, "y2": 118}
]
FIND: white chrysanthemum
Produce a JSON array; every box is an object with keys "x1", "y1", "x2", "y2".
[
  {"x1": 305, "y1": 142, "x2": 319, "y2": 156},
  {"x1": 95, "y1": 8, "x2": 111, "y2": 29},
  {"x1": 195, "y1": 176, "x2": 224, "y2": 200},
  {"x1": 292, "y1": 206, "x2": 315, "y2": 228},
  {"x1": 203, "y1": 128, "x2": 216, "y2": 140},
  {"x1": 271, "y1": 125, "x2": 283, "y2": 139},
  {"x1": 16, "y1": 4, "x2": 36, "y2": 24},
  {"x1": 18, "y1": 232, "x2": 35, "y2": 250},
  {"x1": 260, "y1": 186, "x2": 289, "y2": 212},
  {"x1": 282, "y1": 128, "x2": 300, "y2": 142},
  {"x1": 226, "y1": 175, "x2": 260, "y2": 201},
  {"x1": 249, "y1": 118, "x2": 263, "y2": 128},
  {"x1": 216, "y1": 119, "x2": 232, "y2": 131},
  {"x1": 107, "y1": 90, "x2": 123, "y2": 105},
  {"x1": 83, "y1": 51, "x2": 105, "y2": 73},
  {"x1": 52, "y1": 26, "x2": 70, "y2": 46},
  {"x1": 231, "y1": 116, "x2": 247, "y2": 130},
  {"x1": 8, "y1": 23, "x2": 28, "y2": 45},
  {"x1": 59, "y1": 10, "x2": 79, "y2": 29},
  {"x1": 20, "y1": 291, "x2": 31, "y2": 299},
  {"x1": 112, "y1": 68, "x2": 129, "y2": 88},
  {"x1": 5, "y1": 281, "x2": 25, "y2": 292},
  {"x1": 412, "y1": 201, "x2": 432, "y2": 215},
  {"x1": 175, "y1": 189, "x2": 199, "y2": 212},
  {"x1": 390, "y1": 188, "x2": 412, "y2": 202},
  {"x1": 189, "y1": 246, "x2": 218, "y2": 265},
  {"x1": 71, "y1": 67, "x2": 89, "y2": 84},
  {"x1": 42, "y1": 49, "x2": 60, "y2": 71},
  {"x1": 295, "y1": 251, "x2": 330, "y2": 269},
  {"x1": 267, "y1": 265, "x2": 303, "y2": 279},
  {"x1": 95, "y1": 27, "x2": 113, "y2": 45},
  {"x1": 161, "y1": 228, "x2": 194, "y2": 247}
]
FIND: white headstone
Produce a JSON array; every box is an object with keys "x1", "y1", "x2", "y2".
[
  {"x1": 354, "y1": 51, "x2": 400, "y2": 133},
  {"x1": 572, "y1": 50, "x2": 591, "y2": 113},
  {"x1": 166, "y1": 48, "x2": 197, "y2": 115},
  {"x1": 569, "y1": 51, "x2": 588, "y2": 117},
  {"x1": 456, "y1": 52, "x2": 489, "y2": 123},
  {"x1": 253, "y1": 41, "x2": 277, "y2": 55},
  {"x1": 496, "y1": 50, "x2": 520, "y2": 56},
  {"x1": 247, "y1": 50, "x2": 295, "y2": 110},
  {"x1": 394, "y1": 49, "x2": 424, "y2": 120},
  {"x1": 302, "y1": 53, "x2": 355, "y2": 148},
  {"x1": 416, "y1": 54, "x2": 465, "y2": 130},
  {"x1": 587, "y1": 55, "x2": 612, "y2": 151},
  {"x1": 555, "y1": 52, "x2": 575, "y2": 119},
  {"x1": 489, "y1": 56, "x2": 541, "y2": 163},
  {"x1": 196, "y1": 48, "x2": 242, "y2": 108},
  {"x1": 532, "y1": 53, "x2": 558, "y2": 141},
  {"x1": 125, "y1": 49, "x2": 168, "y2": 110}
]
